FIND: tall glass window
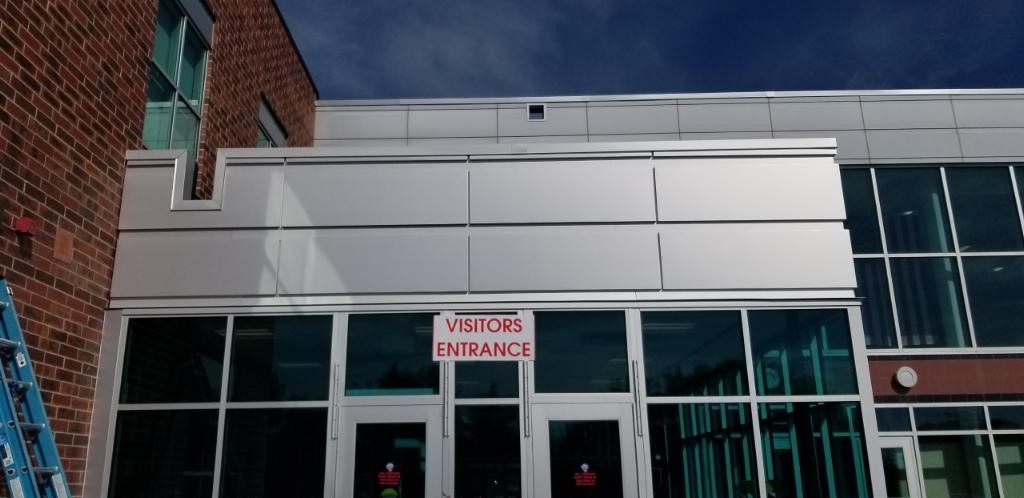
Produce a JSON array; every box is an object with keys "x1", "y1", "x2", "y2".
[
  {"x1": 963, "y1": 256, "x2": 1024, "y2": 346},
  {"x1": 143, "y1": 0, "x2": 209, "y2": 166},
  {"x1": 749, "y1": 309, "x2": 857, "y2": 396},
  {"x1": 890, "y1": 257, "x2": 970, "y2": 347},
  {"x1": 455, "y1": 406, "x2": 522, "y2": 498},
  {"x1": 345, "y1": 313, "x2": 439, "y2": 396},
  {"x1": 841, "y1": 169, "x2": 884, "y2": 253},
  {"x1": 919, "y1": 436, "x2": 998, "y2": 498},
  {"x1": 996, "y1": 435, "x2": 1024, "y2": 497},
  {"x1": 641, "y1": 311, "x2": 747, "y2": 396},
  {"x1": 854, "y1": 258, "x2": 898, "y2": 348},
  {"x1": 876, "y1": 168, "x2": 954, "y2": 253},
  {"x1": 534, "y1": 311, "x2": 629, "y2": 393},
  {"x1": 946, "y1": 167, "x2": 1024, "y2": 252}
]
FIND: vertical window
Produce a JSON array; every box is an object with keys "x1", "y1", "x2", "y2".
[
  {"x1": 748, "y1": 309, "x2": 858, "y2": 396},
  {"x1": 143, "y1": 0, "x2": 209, "y2": 166},
  {"x1": 919, "y1": 436, "x2": 998, "y2": 498},
  {"x1": 876, "y1": 168, "x2": 954, "y2": 253},
  {"x1": 840, "y1": 169, "x2": 884, "y2": 254},
  {"x1": 256, "y1": 100, "x2": 287, "y2": 147},
  {"x1": 995, "y1": 435, "x2": 1024, "y2": 496},
  {"x1": 946, "y1": 167, "x2": 1024, "y2": 252},
  {"x1": 890, "y1": 257, "x2": 970, "y2": 347},
  {"x1": 962, "y1": 256, "x2": 1024, "y2": 346},
  {"x1": 455, "y1": 406, "x2": 522, "y2": 498},
  {"x1": 854, "y1": 258, "x2": 897, "y2": 348}
]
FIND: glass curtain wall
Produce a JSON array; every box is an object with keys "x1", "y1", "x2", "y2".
[{"x1": 840, "y1": 164, "x2": 1024, "y2": 349}]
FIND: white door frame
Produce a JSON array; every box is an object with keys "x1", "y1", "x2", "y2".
[{"x1": 879, "y1": 436, "x2": 923, "y2": 498}]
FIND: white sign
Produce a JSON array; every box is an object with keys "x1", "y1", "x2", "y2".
[{"x1": 433, "y1": 312, "x2": 535, "y2": 361}]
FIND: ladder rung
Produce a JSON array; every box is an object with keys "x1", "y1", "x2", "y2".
[
  {"x1": 0, "y1": 338, "x2": 20, "y2": 353},
  {"x1": 19, "y1": 422, "x2": 44, "y2": 439},
  {"x1": 6, "y1": 380, "x2": 32, "y2": 396},
  {"x1": 31, "y1": 466, "x2": 59, "y2": 479}
]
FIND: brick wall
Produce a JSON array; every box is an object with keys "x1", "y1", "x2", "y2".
[
  {"x1": 871, "y1": 356, "x2": 1024, "y2": 402},
  {"x1": 0, "y1": 0, "x2": 315, "y2": 495}
]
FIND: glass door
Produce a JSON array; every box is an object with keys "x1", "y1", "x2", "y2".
[
  {"x1": 880, "y1": 437, "x2": 922, "y2": 498},
  {"x1": 530, "y1": 403, "x2": 639, "y2": 498},
  {"x1": 335, "y1": 405, "x2": 444, "y2": 498}
]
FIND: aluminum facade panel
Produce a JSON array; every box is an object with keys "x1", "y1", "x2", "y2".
[
  {"x1": 654, "y1": 157, "x2": 845, "y2": 221},
  {"x1": 659, "y1": 227, "x2": 855, "y2": 289},
  {"x1": 408, "y1": 108, "x2": 497, "y2": 138},
  {"x1": 497, "y1": 106, "x2": 588, "y2": 136},
  {"x1": 677, "y1": 103, "x2": 772, "y2": 132},
  {"x1": 314, "y1": 138, "x2": 409, "y2": 147},
  {"x1": 953, "y1": 99, "x2": 1024, "y2": 128},
  {"x1": 588, "y1": 133, "x2": 679, "y2": 142},
  {"x1": 770, "y1": 101, "x2": 864, "y2": 131},
  {"x1": 865, "y1": 129, "x2": 962, "y2": 159},
  {"x1": 469, "y1": 229, "x2": 662, "y2": 292},
  {"x1": 277, "y1": 232, "x2": 469, "y2": 294},
  {"x1": 407, "y1": 137, "x2": 499, "y2": 145},
  {"x1": 281, "y1": 163, "x2": 468, "y2": 226},
  {"x1": 772, "y1": 130, "x2": 870, "y2": 160},
  {"x1": 586, "y1": 105, "x2": 679, "y2": 135},
  {"x1": 314, "y1": 109, "x2": 408, "y2": 139},
  {"x1": 498, "y1": 135, "x2": 589, "y2": 144},
  {"x1": 111, "y1": 232, "x2": 279, "y2": 297},
  {"x1": 861, "y1": 100, "x2": 956, "y2": 129},
  {"x1": 958, "y1": 128, "x2": 1024, "y2": 157},
  {"x1": 680, "y1": 131, "x2": 774, "y2": 141},
  {"x1": 469, "y1": 160, "x2": 656, "y2": 224}
]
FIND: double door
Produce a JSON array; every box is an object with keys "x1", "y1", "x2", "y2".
[{"x1": 334, "y1": 401, "x2": 640, "y2": 498}]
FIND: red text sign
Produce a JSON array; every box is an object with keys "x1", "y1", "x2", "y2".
[
  {"x1": 574, "y1": 472, "x2": 597, "y2": 487},
  {"x1": 377, "y1": 471, "x2": 401, "y2": 486},
  {"x1": 433, "y1": 312, "x2": 535, "y2": 361}
]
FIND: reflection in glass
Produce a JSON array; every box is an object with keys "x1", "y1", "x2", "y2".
[
  {"x1": 854, "y1": 258, "x2": 898, "y2": 348},
  {"x1": 229, "y1": 315, "x2": 332, "y2": 401},
  {"x1": 455, "y1": 406, "x2": 521, "y2": 498},
  {"x1": 963, "y1": 256, "x2": 1024, "y2": 346},
  {"x1": 890, "y1": 257, "x2": 970, "y2": 348},
  {"x1": 142, "y1": 66, "x2": 175, "y2": 150},
  {"x1": 220, "y1": 409, "x2": 327, "y2": 498},
  {"x1": 548, "y1": 420, "x2": 623, "y2": 498},
  {"x1": 648, "y1": 403, "x2": 758, "y2": 498},
  {"x1": 990, "y1": 406, "x2": 1024, "y2": 430},
  {"x1": 749, "y1": 309, "x2": 857, "y2": 396},
  {"x1": 353, "y1": 423, "x2": 427, "y2": 498},
  {"x1": 345, "y1": 314, "x2": 438, "y2": 396},
  {"x1": 152, "y1": 0, "x2": 182, "y2": 80},
  {"x1": 178, "y1": 27, "x2": 207, "y2": 104},
  {"x1": 109, "y1": 410, "x2": 217, "y2": 498},
  {"x1": 946, "y1": 167, "x2": 1024, "y2": 252},
  {"x1": 840, "y1": 169, "x2": 884, "y2": 253},
  {"x1": 876, "y1": 168, "x2": 954, "y2": 253},
  {"x1": 120, "y1": 317, "x2": 226, "y2": 403},
  {"x1": 534, "y1": 311, "x2": 629, "y2": 393},
  {"x1": 882, "y1": 447, "x2": 911, "y2": 498},
  {"x1": 919, "y1": 435, "x2": 998, "y2": 498},
  {"x1": 455, "y1": 362, "x2": 518, "y2": 398},
  {"x1": 758, "y1": 402, "x2": 870, "y2": 498},
  {"x1": 172, "y1": 97, "x2": 200, "y2": 164},
  {"x1": 641, "y1": 311, "x2": 747, "y2": 396},
  {"x1": 995, "y1": 435, "x2": 1024, "y2": 497},
  {"x1": 875, "y1": 408, "x2": 912, "y2": 432},
  {"x1": 914, "y1": 406, "x2": 985, "y2": 431}
]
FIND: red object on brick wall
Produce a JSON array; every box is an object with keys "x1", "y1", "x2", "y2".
[
  {"x1": 0, "y1": 1, "x2": 315, "y2": 495},
  {"x1": 13, "y1": 217, "x2": 35, "y2": 236},
  {"x1": 870, "y1": 358, "x2": 1024, "y2": 397}
]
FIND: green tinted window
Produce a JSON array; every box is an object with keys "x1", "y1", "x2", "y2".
[
  {"x1": 171, "y1": 97, "x2": 201, "y2": 164},
  {"x1": 142, "y1": 67, "x2": 175, "y2": 149},
  {"x1": 749, "y1": 309, "x2": 857, "y2": 396},
  {"x1": 178, "y1": 27, "x2": 207, "y2": 104},
  {"x1": 641, "y1": 311, "x2": 747, "y2": 396},
  {"x1": 996, "y1": 435, "x2": 1024, "y2": 497},
  {"x1": 152, "y1": 0, "x2": 183, "y2": 79},
  {"x1": 919, "y1": 435, "x2": 998, "y2": 498}
]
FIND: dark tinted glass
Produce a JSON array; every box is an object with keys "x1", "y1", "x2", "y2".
[
  {"x1": 120, "y1": 317, "x2": 226, "y2": 403},
  {"x1": 995, "y1": 435, "x2": 1024, "y2": 496},
  {"x1": 228, "y1": 316, "x2": 332, "y2": 402},
  {"x1": 548, "y1": 421, "x2": 622, "y2": 498},
  {"x1": 876, "y1": 168, "x2": 954, "y2": 253},
  {"x1": 455, "y1": 362, "x2": 518, "y2": 398},
  {"x1": 178, "y1": 27, "x2": 206, "y2": 104},
  {"x1": 963, "y1": 256, "x2": 1024, "y2": 347},
  {"x1": 455, "y1": 406, "x2": 521, "y2": 498},
  {"x1": 854, "y1": 258, "x2": 898, "y2": 348},
  {"x1": 841, "y1": 169, "x2": 883, "y2": 253},
  {"x1": 946, "y1": 167, "x2": 1024, "y2": 252},
  {"x1": 152, "y1": 0, "x2": 183, "y2": 79},
  {"x1": 749, "y1": 309, "x2": 857, "y2": 395},
  {"x1": 876, "y1": 407, "x2": 912, "y2": 432},
  {"x1": 534, "y1": 311, "x2": 629, "y2": 393},
  {"x1": 990, "y1": 406, "x2": 1024, "y2": 430},
  {"x1": 109, "y1": 410, "x2": 217, "y2": 498},
  {"x1": 641, "y1": 311, "x2": 747, "y2": 396},
  {"x1": 648, "y1": 403, "x2": 758, "y2": 498},
  {"x1": 890, "y1": 257, "x2": 970, "y2": 348},
  {"x1": 914, "y1": 406, "x2": 986, "y2": 431},
  {"x1": 919, "y1": 436, "x2": 997, "y2": 498},
  {"x1": 882, "y1": 447, "x2": 911, "y2": 498},
  {"x1": 345, "y1": 314, "x2": 438, "y2": 396},
  {"x1": 758, "y1": 402, "x2": 870, "y2": 498},
  {"x1": 353, "y1": 423, "x2": 426, "y2": 498},
  {"x1": 220, "y1": 409, "x2": 327, "y2": 498}
]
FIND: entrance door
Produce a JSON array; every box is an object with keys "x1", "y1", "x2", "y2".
[
  {"x1": 335, "y1": 405, "x2": 444, "y2": 498},
  {"x1": 879, "y1": 437, "x2": 922, "y2": 498},
  {"x1": 531, "y1": 403, "x2": 639, "y2": 498}
]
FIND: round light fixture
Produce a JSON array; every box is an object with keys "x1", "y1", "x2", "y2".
[{"x1": 895, "y1": 366, "x2": 918, "y2": 389}]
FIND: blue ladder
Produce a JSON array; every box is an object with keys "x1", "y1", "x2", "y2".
[{"x1": 0, "y1": 279, "x2": 71, "y2": 498}]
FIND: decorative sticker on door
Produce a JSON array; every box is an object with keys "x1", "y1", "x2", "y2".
[
  {"x1": 378, "y1": 462, "x2": 401, "y2": 497},
  {"x1": 574, "y1": 462, "x2": 597, "y2": 487}
]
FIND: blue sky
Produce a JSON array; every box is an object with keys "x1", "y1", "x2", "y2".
[{"x1": 276, "y1": 0, "x2": 1024, "y2": 99}]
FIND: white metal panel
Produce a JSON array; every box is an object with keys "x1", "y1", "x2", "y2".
[
  {"x1": 497, "y1": 106, "x2": 588, "y2": 136},
  {"x1": 772, "y1": 130, "x2": 870, "y2": 159},
  {"x1": 408, "y1": 108, "x2": 498, "y2": 138},
  {"x1": 660, "y1": 226, "x2": 855, "y2": 289},
  {"x1": 469, "y1": 228, "x2": 661, "y2": 292},
  {"x1": 952, "y1": 99, "x2": 1024, "y2": 128},
  {"x1": 654, "y1": 157, "x2": 846, "y2": 221},
  {"x1": 119, "y1": 163, "x2": 283, "y2": 230},
  {"x1": 677, "y1": 103, "x2": 772, "y2": 132},
  {"x1": 861, "y1": 100, "x2": 956, "y2": 129},
  {"x1": 277, "y1": 232, "x2": 468, "y2": 294},
  {"x1": 588, "y1": 133, "x2": 679, "y2": 142},
  {"x1": 281, "y1": 162, "x2": 467, "y2": 226},
  {"x1": 770, "y1": 101, "x2": 864, "y2": 130},
  {"x1": 498, "y1": 135, "x2": 589, "y2": 144},
  {"x1": 470, "y1": 160, "x2": 656, "y2": 224},
  {"x1": 314, "y1": 109, "x2": 408, "y2": 140},
  {"x1": 866, "y1": 129, "x2": 962, "y2": 158},
  {"x1": 586, "y1": 105, "x2": 679, "y2": 135},
  {"x1": 958, "y1": 128, "x2": 1024, "y2": 157},
  {"x1": 110, "y1": 231, "x2": 279, "y2": 297},
  {"x1": 680, "y1": 131, "x2": 773, "y2": 141},
  {"x1": 407, "y1": 137, "x2": 498, "y2": 145},
  {"x1": 313, "y1": 138, "x2": 409, "y2": 147}
]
